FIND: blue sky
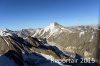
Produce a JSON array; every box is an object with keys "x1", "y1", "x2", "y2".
[{"x1": 0, "y1": 0, "x2": 99, "y2": 30}]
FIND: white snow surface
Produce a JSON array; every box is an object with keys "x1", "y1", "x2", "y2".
[
  {"x1": 89, "y1": 32, "x2": 95, "y2": 42},
  {"x1": 40, "y1": 53, "x2": 54, "y2": 60},
  {"x1": 32, "y1": 29, "x2": 42, "y2": 37},
  {"x1": 79, "y1": 31, "x2": 85, "y2": 37},
  {"x1": 0, "y1": 29, "x2": 12, "y2": 36},
  {"x1": 3, "y1": 38, "x2": 10, "y2": 46},
  {"x1": 44, "y1": 23, "x2": 72, "y2": 34}
]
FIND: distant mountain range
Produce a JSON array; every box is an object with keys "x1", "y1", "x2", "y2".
[{"x1": 0, "y1": 22, "x2": 99, "y2": 66}]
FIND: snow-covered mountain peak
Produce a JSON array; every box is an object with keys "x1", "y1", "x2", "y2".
[
  {"x1": 44, "y1": 22, "x2": 60, "y2": 32},
  {"x1": 0, "y1": 29, "x2": 12, "y2": 36},
  {"x1": 44, "y1": 22, "x2": 72, "y2": 33},
  {"x1": 32, "y1": 22, "x2": 73, "y2": 38}
]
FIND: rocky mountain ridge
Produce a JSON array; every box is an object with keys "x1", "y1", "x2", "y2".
[{"x1": 0, "y1": 22, "x2": 99, "y2": 66}]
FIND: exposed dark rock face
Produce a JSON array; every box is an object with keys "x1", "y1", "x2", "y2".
[
  {"x1": 4, "y1": 50, "x2": 24, "y2": 66},
  {"x1": 0, "y1": 35, "x2": 70, "y2": 66}
]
